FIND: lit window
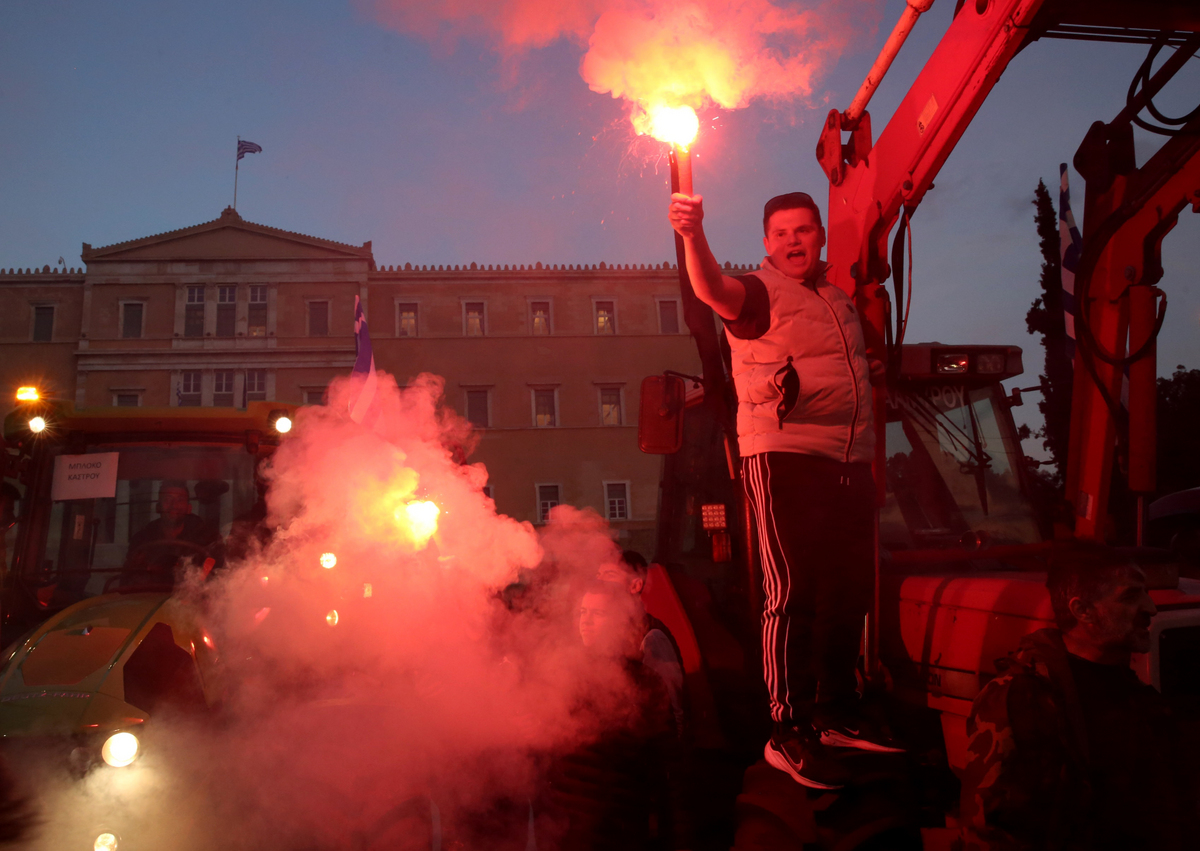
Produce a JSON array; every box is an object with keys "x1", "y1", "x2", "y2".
[
  {"x1": 216, "y1": 286, "x2": 236, "y2": 338},
  {"x1": 121, "y1": 302, "x2": 144, "y2": 339},
  {"x1": 659, "y1": 299, "x2": 681, "y2": 334},
  {"x1": 466, "y1": 390, "x2": 490, "y2": 428},
  {"x1": 114, "y1": 393, "x2": 139, "y2": 407},
  {"x1": 398, "y1": 303, "x2": 418, "y2": 337},
  {"x1": 309, "y1": 301, "x2": 329, "y2": 337},
  {"x1": 179, "y1": 371, "x2": 202, "y2": 407},
  {"x1": 594, "y1": 300, "x2": 616, "y2": 335},
  {"x1": 537, "y1": 484, "x2": 560, "y2": 524},
  {"x1": 530, "y1": 301, "x2": 550, "y2": 335},
  {"x1": 606, "y1": 482, "x2": 629, "y2": 521},
  {"x1": 213, "y1": 371, "x2": 235, "y2": 407},
  {"x1": 464, "y1": 302, "x2": 485, "y2": 336},
  {"x1": 600, "y1": 388, "x2": 622, "y2": 426},
  {"x1": 185, "y1": 287, "x2": 205, "y2": 337},
  {"x1": 248, "y1": 286, "x2": 268, "y2": 337},
  {"x1": 533, "y1": 389, "x2": 556, "y2": 427},
  {"x1": 245, "y1": 369, "x2": 267, "y2": 403},
  {"x1": 32, "y1": 305, "x2": 54, "y2": 342}
]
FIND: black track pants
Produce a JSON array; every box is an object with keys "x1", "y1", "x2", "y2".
[{"x1": 742, "y1": 452, "x2": 875, "y2": 725}]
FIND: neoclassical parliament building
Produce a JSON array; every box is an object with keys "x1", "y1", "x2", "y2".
[{"x1": 0, "y1": 206, "x2": 739, "y2": 550}]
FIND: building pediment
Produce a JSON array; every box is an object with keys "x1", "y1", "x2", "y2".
[{"x1": 81, "y1": 207, "x2": 373, "y2": 264}]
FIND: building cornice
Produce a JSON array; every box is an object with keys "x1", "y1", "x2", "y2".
[{"x1": 81, "y1": 207, "x2": 373, "y2": 264}]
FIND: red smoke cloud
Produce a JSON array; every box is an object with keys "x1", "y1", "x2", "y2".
[
  {"x1": 365, "y1": 0, "x2": 881, "y2": 115},
  {"x1": 31, "y1": 374, "x2": 638, "y2": 850}
]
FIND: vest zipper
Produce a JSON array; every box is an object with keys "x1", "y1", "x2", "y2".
[{"x1": 815, "y1": 290, "x2": 860, "y2": 462}]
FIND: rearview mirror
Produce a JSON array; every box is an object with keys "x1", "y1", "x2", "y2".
[{"x1": 638, "y1": 375, "x2": 686, "y2": 454}]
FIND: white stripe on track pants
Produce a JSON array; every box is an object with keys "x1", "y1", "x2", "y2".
[{"x1": 742, "y1": 451, "x2": 875, "y2": 724}]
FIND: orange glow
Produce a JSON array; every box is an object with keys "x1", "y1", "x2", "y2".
[
  {"x1": 393, "y1": 499, "x2": 440, "y2": 549},
  {"x1": 326, "y1": 609, "x2": 339, "y2": 627},
  {"x1": 16, "y1": 386, "x2": 39, "y2": 402},
  {"x1": 363, "y1": 583, "x2": 373, "y2": 598},
  {"x1": 202, "y1": 632, "x2": 216, "y2": 650},
  {"x1": 320, "y1": 552, "x2": 337, "y2": 569},
  {"x1": 254, "y1": 607, "x2": 271, "y2": 625},
  {"x1": 633, "y1": 104, "x2": 699, "y2": 149}
]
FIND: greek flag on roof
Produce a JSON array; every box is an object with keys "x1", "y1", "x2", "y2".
[
  {"x1": 237, "y1": 140, "x2": 263, "y2": 160},
  {"x1": 1059, "y1": 163, "x2": 1082, "y2": 364},
  {"x1": 349, "y1": 295, "x2": 378, "y2": 424}
]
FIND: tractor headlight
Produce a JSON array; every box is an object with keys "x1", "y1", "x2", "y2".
[
  {"x1": 268, "y1": 409, "x2": 293, "y2": 434},
  {"x1": 94, "y1": 832, "x2": 119, "y2": 851},
  {"x1": 100, "y1": 732, "x2": 139, "y2": 767},
  {"x1": 28, "y1": 416, "x2": 47, "y2": 433}
]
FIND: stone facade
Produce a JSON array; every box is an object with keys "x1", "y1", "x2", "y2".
[{"x1": 0, "y1": 208, "x2": 751, "y2": 550}]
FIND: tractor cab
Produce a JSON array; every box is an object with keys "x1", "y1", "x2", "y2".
[
  {"x1": 1, "y1": 390, "x2": 297, "y2": 643},
  {"x1": 879, "y1": 343, "x2": 1038, "y2": 554}
]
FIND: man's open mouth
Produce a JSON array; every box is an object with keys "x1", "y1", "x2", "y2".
[{"x1": 787, "y1": 250, "x2": 805, "y2": 260}]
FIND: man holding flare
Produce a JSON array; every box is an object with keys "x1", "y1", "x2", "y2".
[{"x1": 668, "y1": 190, "x2": 897, "y2": 790}]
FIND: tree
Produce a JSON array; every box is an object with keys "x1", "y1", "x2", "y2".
[{"x1": 1024, "y1": 180, "x2": 1073, "y2": 487}]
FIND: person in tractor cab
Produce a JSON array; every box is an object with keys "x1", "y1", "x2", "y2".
[
  {"x1": 122, "y1": 480, "x2": 222, "y2": 585},
  {"x1": 959, "y1": 546, "x2": 1198, "y2": 850},
  {"x1": 668, "y1": 190, "x2": 899, "y2": 790},
  {"x1": 598, "y1": 550, "x2": 686, "y2": 735}
]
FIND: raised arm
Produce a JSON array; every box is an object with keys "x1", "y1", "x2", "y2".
[{"x1": 667, "y1": 194, "x2": 745, "y2": 321}]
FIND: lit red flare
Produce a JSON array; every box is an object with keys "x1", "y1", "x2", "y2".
[
  {"x1": 394, "y1": 499, "x2": 440, "y2": 549},
  {"x1": 634, "y1": 104, "x2": 699, "y2": 150}
]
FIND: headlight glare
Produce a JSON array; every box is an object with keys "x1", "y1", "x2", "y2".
[
  {"x1": 100, "y1": 732, "x2": 139, "y2": 767},
  {"x1": 94, "y1": 832, "x2": 119, "y2": 851}
]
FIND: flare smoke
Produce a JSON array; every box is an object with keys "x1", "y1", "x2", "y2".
[
  {"x1": 366, "y1": 0, "x2": 882, "y2": 116},
  {"x1": 32, "y1": 373, "x2": 635, "y2": 850}
]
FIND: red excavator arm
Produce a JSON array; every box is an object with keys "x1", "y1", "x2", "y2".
[
  {"x1": 819, "y1": 0, "x2": 1200, "y2": 542},
  {"x1": 1066, "y1": 109, "x2": 1200, "y2": 541}
]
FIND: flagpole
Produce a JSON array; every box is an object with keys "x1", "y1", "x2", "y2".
[{"x1": 234, "y1": 135, "x2": 240, "y2": 210}]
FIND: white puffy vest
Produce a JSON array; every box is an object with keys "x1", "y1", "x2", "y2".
[{"x1": 726, "y1": 259, "x2": 874, "y2": 462}]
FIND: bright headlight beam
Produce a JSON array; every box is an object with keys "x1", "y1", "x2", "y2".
[
  {"x1": 94, "y1": 833, "x2": 119, "y2": 851},
  {"x1": 274, "y1": 415, "x2": 293, "y2": 434},
  {"x1": 28, "y1": 416, "x2": 47, "y2": 433},
  {"x1": 101, "y1": 732, "x2": 139, "y2": 767},
  {"x1": 319, "y1": 552, "x2": 337, "y2": 569}
]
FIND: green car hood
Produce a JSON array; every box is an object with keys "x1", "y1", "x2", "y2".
[{"x1": 0, "y1": 593, "x2": 171, "y2": 737}]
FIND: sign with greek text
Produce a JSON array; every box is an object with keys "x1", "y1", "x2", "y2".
[{"x1": 51, "y1": 453, "x2": 119, "y2": 501}]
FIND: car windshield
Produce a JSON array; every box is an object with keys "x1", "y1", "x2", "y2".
[
  {"x1": 880, "y1": 382, "x2": 1040, "y2": 550},
  {"x1": 18, "y1": 443, "x2": 261, "y2": 607}
]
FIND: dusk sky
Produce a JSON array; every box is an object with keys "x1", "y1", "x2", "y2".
[{"x1": 3, "y1": 0, "x2": 1198, "y2": 449}]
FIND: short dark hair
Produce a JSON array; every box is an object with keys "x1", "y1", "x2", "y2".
[
  {"x1": 763, "y1": 192, "x2": 823, "y2": 234},
  {"x1": 158, "y1": 480, "x2": 190, "y2": 498},
  {"x1": 1045, "y1": 544, "x2": 1140, "y2": 631},
  {"x1": 620, "y1": 550, "x2": 648, "y2": 576}
]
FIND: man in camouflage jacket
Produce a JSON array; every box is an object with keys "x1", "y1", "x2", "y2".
[{"x1": 958, "y1": 550, "x2": 1196, "y2": 850}]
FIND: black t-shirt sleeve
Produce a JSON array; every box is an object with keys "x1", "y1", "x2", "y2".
[{"x1": 723, "y1": 274, "x2": 770, "y2": 340}]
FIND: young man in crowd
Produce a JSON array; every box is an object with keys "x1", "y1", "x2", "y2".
[
  {"x1": 668, "y1": 190, "x2": 899, "y2": 790},
  {"x1": 959, "y1": 547, "x2": 1197, "y2": 850},
  {"x1": 538, "y1": 581, "x2": 692, "y2": 851},
  {"x1": 597, "y1": 551, "x2": 686, "y2": 733}
]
